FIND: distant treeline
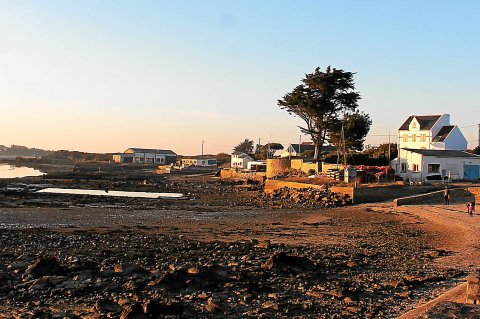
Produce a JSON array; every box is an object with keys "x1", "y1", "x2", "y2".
[
  {"x1": 0, "y1": 145, "x2": 112, "y2": 163},
  {"x1": 43, "y1": 150, "x2": 113, "y2": 162},
  {"x1": 0, "y1": 145, "x2": 52, "y2": 157}
]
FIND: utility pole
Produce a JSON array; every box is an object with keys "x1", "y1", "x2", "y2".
[
  {"x1": 388, "y1": 131, "x2": 391, "y2": 163},
  {"x1": 258, "y1": 138, "x2": 261, "y2": 154},
  {"x1": 201, "y1": 140, "x2": 204, "y2": 156},
  {"x1": 299, "y1": 135, "x2": 302, "y2": 156},
  {"x1": 478, "y1": 124, "x2": 480, "y2": 148},
  {"x1": 267, "y1": 134, "x2": 271, "y2": 159}
]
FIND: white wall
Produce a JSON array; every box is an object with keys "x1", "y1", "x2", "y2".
[
  {"x1": 231, "y1": 156, "x2": 252, "y2": 169},
  {"x1": 430, "y1": 114, "x2": 450, "y2": 139},
  {"x1": 444, "y1": 126, "x2": 468, "y2": 150},
  {"x1": 393, "y1": 150, "x2": 480, "y2": 181}
]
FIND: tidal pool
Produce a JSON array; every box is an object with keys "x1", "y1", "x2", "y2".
[
  {"x1": 37, "y1": 188, "x2": 184, "y2": 199},
  {"x1": 0, "y1": 164, "x2": 44, "y2": 178}
]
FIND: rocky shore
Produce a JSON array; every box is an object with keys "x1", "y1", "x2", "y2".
[{"x1": 0, "y1": 170, "x2": 472, "y2": 318}]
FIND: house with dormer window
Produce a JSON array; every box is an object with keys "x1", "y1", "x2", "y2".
[
  {"x1": 391, "y1": 114, "x2": 480, "y2": 181},
  {"x1": 397, "y1": 114, "x2": 467, "y2": 151}
]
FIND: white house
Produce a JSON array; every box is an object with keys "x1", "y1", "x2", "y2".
[
  {"x1": 280, "y1": 142, "x2": 337, "y2": 158},
  {"x1": 390, "y1": 114, "x2": 477, "y2": 181},
  {"x1": 113, "y1": 148, "x2": 177, "y2": 164},
  {"x1": 396, "y1": 114, "x2": 467, "y2": 151},
  {"x1": 231, "y1": 152, "x2": 254, "y2": 169},
  {"x1": 395, "y1": 149, "x2": 480, "y2": 181},
  {"x1": 281, "y1": 142, "x2": 316, "y2": 158}
]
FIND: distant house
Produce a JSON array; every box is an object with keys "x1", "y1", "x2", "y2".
[
  {"x1": 231, "y1": 152, "x2": 254, "y2": 169},
  {"x1": 181, "y1": 156, "x2": 217, "y2": 167},
  {"x1": 390, "y1": 114, "x2": 478, "y2": 181},
  {"x1": 281, "y1": 142, "x2": 336, "y2": 158},
  {"x1": 113, "y1": 148, "x2": 177, "y2": 165}
]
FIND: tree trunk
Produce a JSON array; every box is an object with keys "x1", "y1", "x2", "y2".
[{"x1": 314, "y1": 142, "x2": 323, "y2": 162}]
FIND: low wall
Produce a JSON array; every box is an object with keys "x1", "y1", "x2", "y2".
[
  {"x1": 321, "y1": 162, "x2": 345, "y2": 173},
  {"x1": 266, "y1": 159, "x2": 291, "y2": 179},
  {"x1": 352, "y1": 185, "x2": 438, "y2": 204},
  {"x1": 291, "y1": 159, "x2": 320, "y2": 175},
  {"x1": 264, "y1": 180, "x2": 324, "y2": 194},
  {"x1": 394, "y1": 188, "x2": 475, "y2": 207},
  {"x1": 265, "y1": 180, "x2": 440, "y2": 204},
  {"x1": 220, "y1": 169, "x2": 265, "y2": 182}
]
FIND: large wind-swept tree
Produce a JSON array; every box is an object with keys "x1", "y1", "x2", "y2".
[{"x1": 278, "y1": 66, "x2": 361, "y2": 160}]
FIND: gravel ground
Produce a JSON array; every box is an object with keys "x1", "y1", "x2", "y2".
[{"x1": 0, "y1": 173, "x2": 476, "y2": 318}]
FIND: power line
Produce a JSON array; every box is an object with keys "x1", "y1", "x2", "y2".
[{"x1": 460, "y1": 124, "x2": 480, "y2": 129}]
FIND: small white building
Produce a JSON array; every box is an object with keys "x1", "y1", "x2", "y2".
[
  {"x1": 393, "y1": 149, "x2": 480, "y2": 181},
  {"x1": 247, "y1": 160, "x2": 267, "y2": 171},
  {"x1": 231, "y1": 152, "x2": 254, "y2": 169},
  {"x1": 113, "y1": 148, "x2": 177, "y2": 165},
  {"x1": 181, "y1": 157, "x2": 217, "y2": 167}
]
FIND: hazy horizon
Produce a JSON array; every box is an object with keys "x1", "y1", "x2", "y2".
[{"x1": 2, "y1": 1, "x2": 480, "y2": 154}]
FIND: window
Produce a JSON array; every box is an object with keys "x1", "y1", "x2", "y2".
[
  {"x1": 412, "y1": 135, "x2": 416, "y2": 142},
  {"x1": 412, "y1": 164, "x2": 419, "y2": 172},
  {"x1": 403, "y1": 134, "x2": 408, "y2": 142},
  {"x1": 411, "y1": 121, "x2": 417, "y2": 129},
  {"x1": 428, "y1": 164, "x2": 440, "y2": 173},
  {"x1": 421, "y1": 134, "x2": 426, "y2": 142},
  {"x1": 401, "y1": 163, "x2": 407, "y2": 172}
]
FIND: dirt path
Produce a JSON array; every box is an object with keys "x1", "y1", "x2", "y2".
[
  {"x1": 393, "y1": 203, "x2": 480, "y2": 271},
  {"x1": 385, "y1": 203, "x2": 480, "y2": 318}
]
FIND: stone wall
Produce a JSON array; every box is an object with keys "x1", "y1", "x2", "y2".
[
  {"x1": 265, "y1": 180, "x2": 440, "y2": 204},
  {"x1": 266, "y1": 159, "x2": 291, "y2": 179},
  {"x1": 394, "y1": 188, "x2": 475, "y2": 207},
  {"x1": 220, "y1": 169, "x2": 266, "y2": 183},
  {"x1": 264, "y1": 180, "x2": 324, "y2": 194},
  {"x1": 291, "y1": 159, "x2": 320, "y2": 175}
]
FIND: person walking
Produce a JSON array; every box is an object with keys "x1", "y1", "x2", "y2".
[
  {"x1": 467, "y1": 202, "x2": 473, "y2": 216},
  {"x1": 444, "y1": 187, "x2": 451, "y2": 205}
]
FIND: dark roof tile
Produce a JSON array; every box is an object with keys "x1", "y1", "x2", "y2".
[
  {"x1": 127, "y1": 148, "x2": 176, "y2": 155},
  {"x1": 403, "y1": 148, "x2": 480, "y2": 158},
  {"x1": 433, "y1": 126, "x2": 455, "y2": 142},
  {"x1": 399, "y1": 115, "x2": 442, "y2": 130}
]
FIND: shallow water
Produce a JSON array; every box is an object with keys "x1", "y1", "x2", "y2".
[
  {"x1": 36, "y1": 187, "x2": 184, "y2": 199},
  {"x1": 0, "y1": 164, "x2": 44, "y2": 178}
]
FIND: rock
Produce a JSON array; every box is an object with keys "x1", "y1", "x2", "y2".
[
  {"x1": 150, "y1": 270, "x2": 189, "y2": 290},
  {"x1": 120, "y1": 304, "x2": 147, "y2": 319},
  {"x1": 262, "y1": 252, "x2": 316, "y2": 272},
  {"x1": 114, "y1": 263, "x2": 149, "y2": 275},
  {"x1": 25, "y1": 257, "x2": 66, "y2": 277},
  {"x1": 205, "y1": 297, "x2": 219, "y2": 313},
  {"x1": 194, "y1": 264, "x2": 229, "y2": 287},
  {"x1": 262, "y1": 301, "x2": 280, "y2": 310},
  {"x1": 93, "y1": 298, "x2": 121, "y2": 313},
  {"x1": 143, "y1": 299, "x2": 186, "y2": 317},
  {"x1": 256, "y1": 240, "x2": 271, "y2": 249}
]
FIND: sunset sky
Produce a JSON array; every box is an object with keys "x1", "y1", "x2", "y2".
[{"x1": 1, "y1": 1, "x2": 479, "y2": 155}]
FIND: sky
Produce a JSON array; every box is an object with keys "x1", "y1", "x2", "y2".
[{"x1": 1, "y1": 0, "x2": 479, "y2": 155}]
